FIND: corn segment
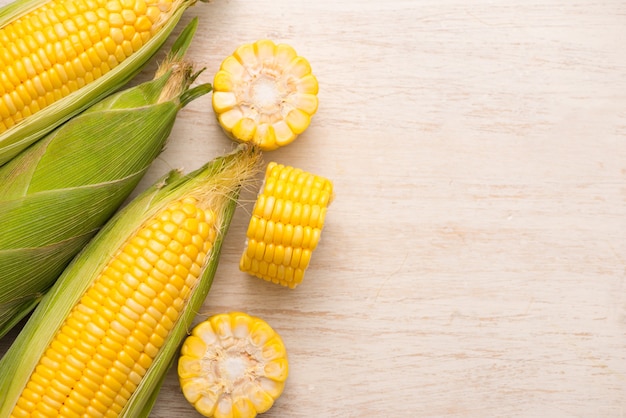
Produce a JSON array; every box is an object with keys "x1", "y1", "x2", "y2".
[
  {"x1": 212, "y1": 40, "x2": 319, "y2": 151},
  {"x1": 0, "y1": 145, "x2": 262, "y2": 417},
  {"x1": 0, "y1": 20, "x2": 210, "y2": 339},
  {"x1": 0, "y1": 0, "x2": 201, "y2": 165},
  {"x1": 240, "y1": 162, "x2": 334, "y2": 288},
  {"x1": 178, "y1": 312, "x2": 288, "y2": 418}
]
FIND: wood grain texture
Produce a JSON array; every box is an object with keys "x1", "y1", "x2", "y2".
[{"x1": 1, "y1": 0, "x2": 626, "y2": 416}]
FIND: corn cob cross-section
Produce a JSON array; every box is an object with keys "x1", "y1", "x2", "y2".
[
  {"x1": 0, "y1": 146, "x2": 262, "y2": 418},
  {"x1": 178, "y1": 312, "x2": 289, "y2": 418},
  {"x1": 240, "y1": 162, "x2": 334, "y2": 288},
  {"x1": 212, "y1": 40, "x2": 319, "y2": 151},
  {"x1": 0, "y1": 0, "x2": 199, "y2": 165}
]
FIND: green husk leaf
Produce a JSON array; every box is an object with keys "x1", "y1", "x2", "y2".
[
  {"x1": 0, "y1": 0, "x2": 199, "y2": 166},
  {"x1": 0, "y1": 19, "x2": 212, "y2": 338},
  {"x1": 0, "y1": 145, "x2": 262, "y2": 417},
  {"x1": 168, "y1": 14, "x2": 199, "y2": 61},
  {"x1": 181, "y1": 82, "x2": 213, "y2": 107}
]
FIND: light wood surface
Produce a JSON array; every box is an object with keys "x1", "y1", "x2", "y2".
[{"x1": 1, "y1": 0, "x2": 626, "y2": 416}]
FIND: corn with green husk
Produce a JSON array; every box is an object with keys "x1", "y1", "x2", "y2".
[
  {"x1": 0, "y1": 0, "x2": 204, "y2": 166},
  {"x1": 0, "y1": 19, "x2": 211, "y2": 339},
  {"x1": 0, "y1": 144, "x2": 262, "y2": 417}
]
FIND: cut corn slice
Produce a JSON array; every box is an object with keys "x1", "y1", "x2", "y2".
[
  {"x1": 0, "y1": 146, "x2": 262, "y2": 417},
  {"x1": 0, "y1": 0, "x2": 199, "y2": 165},
  {"x1": 240, "y1": 162, "x2": 333, "y2": 288},
  {"x1": 178, "y1": 312, "x2": 288, "y2": 418},
  {"x1": 212, "y1": 40, "x2": 318, "y2": 151}
]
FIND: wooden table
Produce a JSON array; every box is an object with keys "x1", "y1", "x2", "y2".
[{"x1": 1, "y1": 0, "x2": 625, "y2": 416}]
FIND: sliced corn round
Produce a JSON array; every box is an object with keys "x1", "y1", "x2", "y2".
[
  {"x1": 240, "y1": 162, "x2": 333, "y2": 288},
  {"x1": 178, "y1": 312, "x2": 288, "y2": 418},
  {"x1": 212, "y1": 40, "x2": 319, "y2": 151}
]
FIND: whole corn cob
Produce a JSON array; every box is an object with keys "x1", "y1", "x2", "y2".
[
  {"x1": 178, "y1": 312, "x2": 289, "y2": 418},
  {"x1": 0, "y1": 0, "x2": 202, "y2": 165},
  {"x1": 240, "y1": 162, "x2": 334, "y2": 288},
  {"x1": 0, "y1": 145, "x2": 262, "y2": 417},
  {"x1": 0, "y1": 19, "x2": 211, "y2": 339}
]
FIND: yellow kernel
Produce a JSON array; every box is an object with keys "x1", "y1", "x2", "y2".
[
  {"x1": 31, "y1": 368, "x2": 53, "y2": 386},
  {"x1": 91, "y1": 65, "x2": 102, "y2": 79},
  {"x1": 263, "y1": 243, "x2": 275, "y2": 263},
  {"x1": 126, "y1": 335, "x2": 145, "y2": 354},
  {"x1": 183, "y1": 244, "x2": 198, "y2": 261},
  {"x1": 102, "y1": 372, "x2": 123, "y2": 396},
  {"x1": 163, "y1": 282, "x2": 181, "y2": 300},
  {"x1": 155, "y1": 289, "x2": 173, "y2": 310},
  {"x1": 135, "y1": 282, "x2": 156, "y2": 300},
  {"x1": 127, "y1": 297, "x2": 147, "y2": 316},
  {"x1": 16, "y1": 388, "x2": 38, "y2": 411},
  {"x1": 9, "y1": 91, "x2": 25, "y2": 112},
  {"x1": 183, "y1": 217, "x2": 199, "y2": 233},
  {"x1": 38, "y1": 395, "x2": 63, "y2": 415},
  {"x1": 69, "y1": 388, "x2": 92, "y2": 410},
  {"x1": 107, "y1": 53, "x2": 119, "y2": 71},
  {"x1": 94, "y1": 374, "x2": 117, "y2": 402},
  {"x1": 134, "y1": 15, "x2": 152, "y2": 32},
  {"x1": 133, "y1": 0, "x2": 147, "y2": 14},
  {"x1": 175, "y1": 229, "x2": 192, "y2": 245},
  {"x1": 197, "y1": 222, "x2": 212, "y2": 241},
  {"x1": 154, "y1": 257, "x2": 174, "y2": 276},
  {"x1": 89, "y1": 396, "x2": 109, "y2": 415},
  {"x1": 145, "y1": 275, "x2": 165, "y2": 293},
  {"x1": 144, "y1": 342, "x2": 159, "y2": 358},
  {"x1": 109, "y1": 12, "x2": 124, "y2": 28},
  {"x1": 106, "y1": 0, "x2": 122, "y2": 13},
  {"x1": 118, "y1": 349, "x2": 138, "y2": 369},
  {"x1": 121, "y1": 273, "x2": 139, "y2": 293},
  {"x1": 112, "y1": 360, "x2": 131, "y2": 378},
  {"x1": 131, "y1": 327, "x2": 151, "y2": 350},
  {"x1": 145, "y1": 6, "x2": 161, "y2": 23},
  {"x1": 121, "y1": 39, "x2": 133, "y2": 57},
  {"x1": 248, "y1": 217, "x2": 265, "y2": 241},
  {"x1": 128, "y1": 370, "x2": 143, "y2": 386},
  {"x1": 120, "y1": 9, "x2": 136, "y2": 26},
  {"x1": 110, "y1": 317, "x2": 132, "y2": 338},
  {"x1": 153, "y1": 229, "x2": 171, "y2": 245},
  {"x1": 167, "y1": 239, "x2": 184, "y2": 255},
  {"x1": 179, "y1": 253, "x2": 194, "y2": 272},
  {"x1": 102, "y1": 36, "x2": 116, "y2": 55}
]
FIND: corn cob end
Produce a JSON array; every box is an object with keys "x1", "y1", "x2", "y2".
[
  {"x1": 212, "y1": 40, "x2": 319, "y2": 151},
  {"x1": 178, "y1": 312, "x2": 288, "y2": 418}
]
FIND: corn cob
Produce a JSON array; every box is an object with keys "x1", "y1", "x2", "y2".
[
  {"x1": 178, "y1": 312, "x2": 288, "y2": 418},
  {"x1": 212, "y1": 40, "x2": 319, "y2": 151},
  {"x1": 240, "y1": 162, "x2": 334, "y2": 288},
  {"x1": 0, "y1": 19, "x2": 211, "y2": 339},
  {"x1": 0, "y1": 0, "x2": 202, "y2": 166},
  {"x1": 0, "y1": 145, "x2": 262, "y2": 417}
]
